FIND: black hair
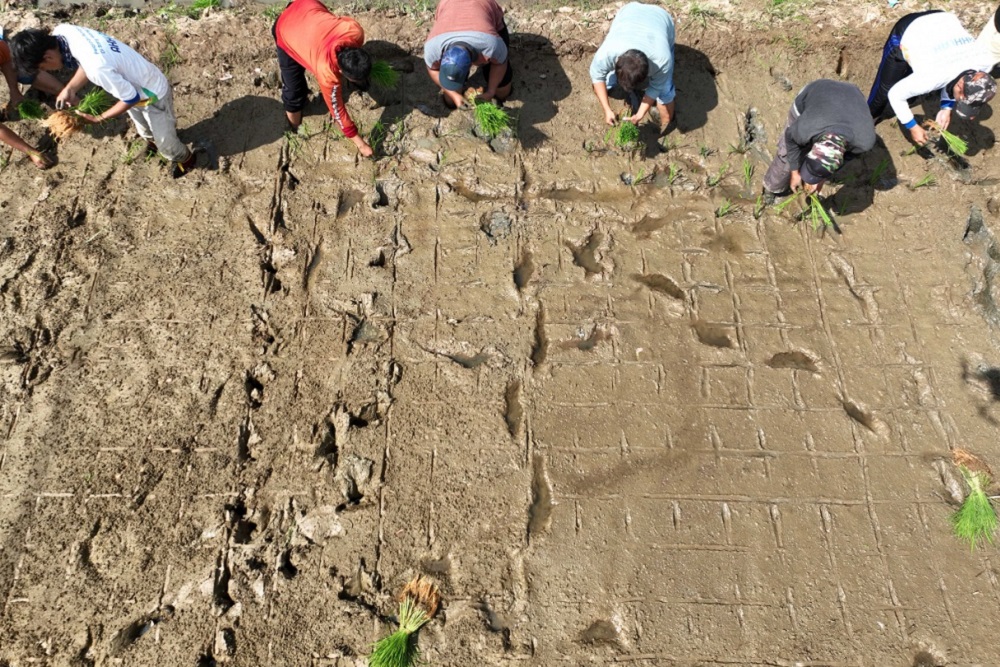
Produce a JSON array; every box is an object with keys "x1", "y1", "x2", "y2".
[
  {"x1": 10, "y1": 28, "x2": 60, "y2": 75},
  {"x1": 614, "y1": 49, "x2": 649, "y2": 93},
  {"x1": 336, "y1": 47, "x2": 372, "y2": 90}
]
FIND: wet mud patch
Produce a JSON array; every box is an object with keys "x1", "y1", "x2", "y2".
[
  {"x1": 767, "y1": 350, "x2": 820, "y2": 373},
  {"x1": 578, "y1": 618, "x2": 625, "y2": 649},
  {"x1": 566, "y1": 229, "x2": 610, "y2": 278},
  {"x1": 513, "y1": 249, "x2": 534, "y2": 292},
  {"x1": 632, "y1": 215, "x2": 668, "y2": 239},
  {"x1": 558, "y1": 324, "x2": 614, "y2": 352},
  {"x1": 504, "y1": 380, "x2": 523, "y2": 438},
  {"x1": 692, "y1": 319, "x2": 736, "y2": 348},
  {"x1": 531, "y1": 306, "x2": 548, "y2": 368}
]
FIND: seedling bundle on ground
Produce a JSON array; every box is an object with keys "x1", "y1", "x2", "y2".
[
  {"x1": 368, "y1": 576, "x2": 441, "y2": 667},
  {"x1": 473, "y1": 100, "x2": 512, "y2": 140},
  {"x1": 605, "y1": 120, "x2": 639, "y2": 149},
  {"x1": 926, "y1": 120, "x2": 969, "y2": 156},
  {"x1": 950, "y1": 449, "x2": 997, "y2": 550},
  {"x1": 370, "y1": 60, "x2": 400, "y2": 90}
]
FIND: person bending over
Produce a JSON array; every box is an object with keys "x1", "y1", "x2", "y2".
[
  {"x1": 273, "y1": 0, "x2": 374, "y2": 157},
  {"x1": 590, "y1": 2, "x2": 676, "y2": 133}
]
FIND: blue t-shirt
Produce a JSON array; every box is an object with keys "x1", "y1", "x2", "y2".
[{"x1": 589, "y1": 3, "x2": 676, "y2": 104}]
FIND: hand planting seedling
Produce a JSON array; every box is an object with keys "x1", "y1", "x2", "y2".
[
  {"x1": 950, "y1": 449, "x2": 997, "y2": 550},
  {"x1": 926, "y1": 121, "x2": 968, "y2": 156},
  {"x1": 16, "y1": 99, "x2": 46, "y2": 121},
  {"x1": 368, "y1": 576, "x2": 441, "y2": 667},
  {"x1": 605, "y1": 120, "x2": 639, "y2": 149},
  {"x1": 370, "y1": 60, "x2": 400, "y2": 91},
  {"x1": 473, "y1": 100, "x2": 512, "y2": 140}
]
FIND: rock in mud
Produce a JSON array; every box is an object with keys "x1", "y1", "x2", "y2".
[
  {"x1": 481, "y1": 211, "x2": 512, "y2": 243},
  {"x1": 489, "y1": 128, "x2": 517, "y2": 154},
  {"x1": 295, "y1": 505, "x2": 344, "y2": 544}
]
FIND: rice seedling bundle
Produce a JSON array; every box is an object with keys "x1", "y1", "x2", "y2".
[
  {"x1": 473, "y1": 100, "x2": 511, "y2": 140},
  {"x1": 76, "y1": 89, "x2": 115, "y2": 117},
  {"x1": 370, "y1": 60, "x2": 400, "y2": 90},
  {"x1": 368, "y1": 576, "x2": 441, "y2": 667},
  {"x1": 927, "y1": 121, "x2": 968, "y2": 156},
  {"x1": 808, "y1": 195, "x2": 833, "y2": 230},
  {"x1": 16, "y1": 99, "x2": 45, "y2": 120},
  {"x1": 951, "y1": 449, "x2": 997, "y2": 550},
  {"x1": 606, "y1": 120, "x2": 639, "y2": 148},
  {"x1": 42, "y1": 112, "x2": 84, "y2": 140}
]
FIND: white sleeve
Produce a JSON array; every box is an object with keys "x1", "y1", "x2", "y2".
[
  {"x1": 888, "y1": 72, "x2": 931, "y2": 127},
  {"x1": 89, "y1": 67, "x2": 141, "y2": 104}
]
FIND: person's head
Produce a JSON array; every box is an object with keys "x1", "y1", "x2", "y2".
[
  {"x1": 614, "y1": 49, "x2": 649, "y2": 93},
  {"x1": 438, "y1": 44, "x2": 473, "y2": 93},
  {"x1": 10, "y1": 28, "x2": 61, "y2": 75},
  {"x1": 336, "y1": 47, "x2": 372, "y2": 91},
  {"x1": 954, "y1": 71, "x2": 997, "y2": 120},
  {"x1": 801, "y1": 133, "x2": 847, "y2": 186}
]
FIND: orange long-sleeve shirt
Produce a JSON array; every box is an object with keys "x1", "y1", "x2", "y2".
[{"x1": 275, "y1": 0, "x2": 364, "y2": 138}]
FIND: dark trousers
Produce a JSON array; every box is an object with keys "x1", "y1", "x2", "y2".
[
  {"x1": 272, "y1": 19, "x2": 310, "y2": 113},
  {"x1": 480, "y1": 24, "x2": 513, "y2": 90},
  {"x1": 867, "y1": 9, "x2": 942, "y2": 119}
]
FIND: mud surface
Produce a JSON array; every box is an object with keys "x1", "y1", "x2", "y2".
[{"x1": 3, "y1": 2, "x2": 1000, "y2": 665}]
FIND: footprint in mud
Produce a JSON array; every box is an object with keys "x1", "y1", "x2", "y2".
[
  {"x1": 445, "y1": 351, "x2": 490, "y2": 369},
  {"x1": 631, "y1": 273, "x2": 685, "y2": 300},
  {"x1": 504, "y1": 380, "x2": 523, "y2": 437},
  {"x1": 632, "y1": 215, "x2": 668, "y2": 239},
  {"x1": 513, "y1": 249, "x2": 534, "y2": 292},
  {"x1": 558, "y1": 325, "x2": 613, "y2": 352},
  {"x1": 578, "y1": 619, "x2": 624, "y2": 648},
  {"x1": 702, "y1": 226, "x2": 747, "y2": 253},
  {"x1": 531, "y1": 306, "x2": 548, "y2": 368},
  {"x1": 527, "y1": 454, "x2": 554, "y2": 540},
  {"x1": 841, "y1": 397, "x2": 888, "y2": 437},
  {"x1": 566, "y1": 230, "x2": 608, "y2": 278},
  {"x1": 767, "y1": 350, "x2": 820, "y2": 374},
  {"x1": 691, "y1": 319, "x2": 736, "y2": 349}
]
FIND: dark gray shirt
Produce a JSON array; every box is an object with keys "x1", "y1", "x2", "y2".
[{"x1": 786, "y1": 79, "x2": 877, "y2": 170}]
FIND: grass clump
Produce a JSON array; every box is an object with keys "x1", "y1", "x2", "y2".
[
  {"x1": 370, "y1": 60, "x2": 400, "y2": 90},
  {"x1": 369, "y1": 576, "x2": 441, "y2": 667},
  {"x1": 189, "y1": 0, "x2": 221, "y2": 16},
  {"x1": 604, "y1": 120, "x2": 639, "y2": 149},
  {"x1": 951, "y1": 449, "x2": 997, "y2": 550},
  {"x1": 17, "y1": 99, "x2": 46, "y2": 120},
  {"x1": 473, "y1": 100, "x2": 512, "y2": 140}
]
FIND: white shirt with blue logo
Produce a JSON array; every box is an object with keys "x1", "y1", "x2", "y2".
[{"x1": 53, "y1": 24, "x2": 169, "y2": 105}]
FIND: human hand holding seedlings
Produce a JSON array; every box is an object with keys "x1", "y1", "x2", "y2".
[
  {"x1": 353, "y1": 134, "x2": 374, "y2": 158},
  {"x1": 592, "y1": 82, "x2": 617, "y2": 126}
]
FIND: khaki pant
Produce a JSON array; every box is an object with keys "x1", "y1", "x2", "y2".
[
  {"x1": 979, "y1": 18, "x2": 1000, "y2": 67},
  {"x1": 763, "y1": 105, "x2": 801, "y2": 194},
  {"x1": 126, "y1": 88, "x2": 190, "y2": 162}
]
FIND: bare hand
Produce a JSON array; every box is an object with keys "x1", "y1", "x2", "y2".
[
  {"x1": 478, "y1": 89, "x2": 495, "y2": 102},
  {"x1": 55, "y1": 88, "x2": 78, "y2": 110},
  {"x1": 935, "y1": 108, "x2": 952, "y2": 131},
  {"x1": 803, "y1": 181, "x2": 823, "y2": 195},
  {"x1": 28, "y1": 151, "x2": 52, "y2": 170},
  {"x1": 910, "y1": 125, "x2": 929, "y2": 146},
  {"x1": 604, "y1": 109, "x2": 617, "y2": 126},
  {"x1": 628, "y1": 113, "x2": 643, "y2": 125},
  {"x1": 7, "y1": 92, "x2": 24, "y2": 111},
  {"x1": 789, "y1": 170, "x2": 802, "y2": 192},
  {"x1": 357, "y1": 141, "x2": 374, "y2": 158}
]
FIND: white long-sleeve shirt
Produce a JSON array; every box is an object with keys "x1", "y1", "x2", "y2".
[{"x1": 891, "y1": 12, "x2": 992, "y2": 127}]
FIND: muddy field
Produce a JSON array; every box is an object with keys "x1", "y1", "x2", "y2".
[{"x1": 3, "y1": 1, "x2": 1000, "y2": 665}]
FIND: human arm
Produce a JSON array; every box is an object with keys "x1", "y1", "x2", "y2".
[
  {"x1": 322, "y1": 81, "x2": 373, "y2": 157},
  {"x1": 477, "y1": 36, "x2": 508, "y2": 100},
  {"x1": 480, "y1": 59, "x2": 507, "y2": 101},
  {"x1": 0, "y1": 123, "x2": 50, "y2": 168},
  {"x1": 427, "y1": 67, "x2": 467, "y2": 108},
  {"x1": 592, "y1": 82, "x2": 618, "y2": 126},
  {"x1": 74, "y1": 98, "x2": 137, "y2": 124},
  {"x1": 887, "y1": 74, "x2": 933, "y2": 143},
  {"x1": 935, "y1": 88, "x2": 956, "y2": 130},
  {"x1": 1, "y1": 60, "x2": 23, "y2": 109},
  {"x1": 56, "y1": 67, "x2": 90, "y2": 109}
]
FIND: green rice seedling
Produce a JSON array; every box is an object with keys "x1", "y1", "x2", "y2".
[
  {"x1": 937, "y1": 127, "x2": 968, "y2": 156},
  {"x1": 951, "y1": 449, "x2": 997, "y2": 550},
  {"x1": 76, "y1": 89, "x2": 115, "y2": 117},
  {"x1": 911, "y1": 173, "x2": 936, "y2": 189},
  {"x1": 370, "y1": 60, "x2": 400, "y2": 91},
  {"x1": 122, "y1": 138, "x2": 149, "y2": 165},
  {"x1": 667, "y1": 163, "x2": 681, "y2": 185},
  {"x1": 16, "y1": 98, "x2": 45, "y2": 120},
  {"x1": 715, "y1": 198, "x2": 734, "y2": 218},
  {"x1": 752, "y1": 193, "x2": 765, "y2": 219},
  {"x1": 699, "y1": 142, "x2": 715, "y2": 158},
  {"x1": 474, "y1": 100, "x2": 512, "y2": 140},
  {"x1": 284, "y1": 129, "x2": 305, "y2": 156},
  {"x1": 369, "y1": 576, "x2": 440, "y2": 667},
  {"x1": 868, "y1": 157, "x2": 889, "y2": 187},
  {"x1": 706, "y1": 162, "x2": 729, "y2": 187},
  {"x1": 807, "y1": 195, "x2": 833, "y2": 230},
  {"x1": 773, "y1": 191, "x2": 803, "y2": 214},
  {"x1": 742, "y1": 158, "x2": 754, "y2": 189},
  {"x1": 605, "y1": 120, "x2": 639, "y2": 148},
  {"x1": 728, "y1": 141, "x2": 749, "y2": 155},
  {"x1": 368, "y1": 120, "x2": 388, "y2": 154}
]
